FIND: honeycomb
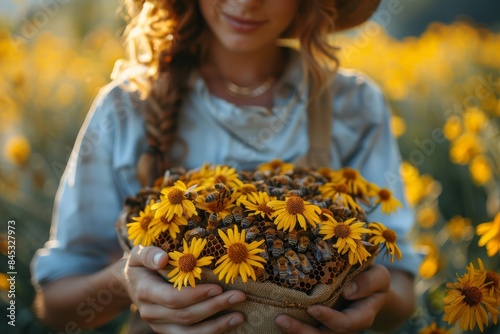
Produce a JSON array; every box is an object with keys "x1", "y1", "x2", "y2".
[{"x1": 122, "y1": 163, "x2": 382, "y2": 294}]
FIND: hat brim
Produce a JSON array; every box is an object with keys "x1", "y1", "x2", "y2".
[{"x1": 334, "y1": 0, "x2": 381, "y2": 31}]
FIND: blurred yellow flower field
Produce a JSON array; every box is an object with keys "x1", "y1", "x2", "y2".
[{"x1": 0, "y1": 8, "x2": 499, "y2": 334}]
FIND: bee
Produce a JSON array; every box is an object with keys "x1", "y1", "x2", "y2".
[
  {"x1": 255, "y1": 267, "x2": 268, "y2": 283},
  {"x1": 241, "y1": 216, "x2": 257, "y2": 229},
  {"x1": 271, "y1": 175, "x2": 293, "y2": 187},
  {"x1": 259, "y1": 247, "x2": 270, "y2": 261},
  {"x1": 232, "y1": 207, "x2": 243, "y2": 224},
  {"x1": 245, "y1": 226, "x2": 260, "y2": 243},
  {"x1": 297, "y1": 236, "x2": 310, "y2": 253},
  {"x1": 161, "y1": 170, "x2": 176, "y2": 187},
  {"x1": 183, "y1": 184, "x2": 199, "y2": 201},
  {"x1": 288, "y1": 268, "x2": 304, "y2": 285},
  {"x1": 276, "y1": 256, "x2": 291, "y2": 280},
  {"x1": 287, "y1": 230, "x2": 299, "y2": 247},
  {"x1": 264, "y1": 228, "x2": 276, "y2": 247},
  {"x1": 284, "y1": 249, "x2": 300, "y2": 268},
  {"x1": 205, "y1": 192, "x2": 220, "y2": 203},
  {"x1": 184, "y1": 227, "x2": 206, "y2": 241},
  {"x1": 254, "y1": 170, "x2": 268, "y2": 181},
  {"x1": 287, "y1": 189, "x2": 305, "y2": 197},
  {"x1": 270, "y1": 186, "x2": 286, "y2": 199},
  {"x1": 206, "y1": 212, "x2": 219, "y2": 232},
  {"x1": 214, "y1": 182, "x2": 231, "y2": 203},
  {"x1": 315, "y1": 240, "x2": 332, "y2": 261},
  {"x1": 298, "y1": 254, "x2": 313, "y2": 273},
  {"x1": 187, "y1": 215, "x2": 201, "y2": 229},
  {"x1": 271, "y1": 239, "x2": 284, "y2": 258},
  {"x1": 294, "y1": 176, "x2": 314, "y2": 188},
  {"x1": 222, "y1": 213, "x2": 234, "y2": 227},
  {"x1": 330, "y1": 203, "x2": 352, "y2": 221}
]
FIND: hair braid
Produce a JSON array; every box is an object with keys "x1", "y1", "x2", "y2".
[{"x1": 120, "y1": 0, "x2": 204, "y2": 186}]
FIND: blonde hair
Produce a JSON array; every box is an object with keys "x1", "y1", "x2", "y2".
[{"x1": 117, "y1": 0, "x2": 339, "y2": 185}]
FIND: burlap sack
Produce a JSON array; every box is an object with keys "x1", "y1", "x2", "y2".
[{"x1": 157, "y1": 251, "x2": 376, "y2": 334}]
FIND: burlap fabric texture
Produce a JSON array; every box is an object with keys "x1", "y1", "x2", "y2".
[{"x1": 157, "y1": 251, "x2": 376, "y2": 334}]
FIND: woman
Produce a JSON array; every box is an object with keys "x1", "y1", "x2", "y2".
[{"x1": 32, "y1": 0, "x2": 420, "y2": 333}]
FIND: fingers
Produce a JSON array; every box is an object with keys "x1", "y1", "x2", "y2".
[
  {"x1": 142, "y1": 289, "x2": 246, "y2": 325},
  {"x1": 306, "y1": 292, "x2": 385, "y2": 333},
  {"x1": 276, "y1": 315, "x2": 322, "y2": 334},
  {"x1": 128, "y1": 245, "x2": 169, "y2": 270},
  {"x1": 150, "y1": 312, "x2": 244, "y2": 334},
  {"x1": 342, "y1": 264, "x2": 390, "y2": 301}
]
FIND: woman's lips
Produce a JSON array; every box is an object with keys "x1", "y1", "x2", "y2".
[{"x1": 222, "y1": 13, "x2": 267, "y2": 33}]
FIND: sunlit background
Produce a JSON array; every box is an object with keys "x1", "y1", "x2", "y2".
[{"x1": 1, "y1": 0, "x2": 499, "y2": 333}]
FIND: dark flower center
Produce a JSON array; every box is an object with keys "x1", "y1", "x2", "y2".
[
  {"x1": 334, "y1": 224, "x2": 351, "y2": 238},
  {"x1": 343, "y1": 168, "x2": 357, "y2": 180},
  {"x1": 382, "y1": 229, "x2": 397, "y2": 243},
  {"x1": 140, "y1": 216, "x2": 152, "y2": 231},
  {"x1": 286, "y1": 196, "x2": 304, "y2": 215},
  {"x1": 461, "y1": 285, "x2": 482, "y2": 306},
  {"x1": 228, "y1": 243, "x2": 248, "y2": 264},
  {"x1": 258, "y1": 202, "x2": 273, "y2": 215},
  {"x1": 378, "y1": 189, "x2": 392, "y2": 201},
  {"x1": 178, "y1": 253, "x2": 197, "y2": 272},
  {"x1": 168, "y1": 188, "x2": 184, "y2": 204}
]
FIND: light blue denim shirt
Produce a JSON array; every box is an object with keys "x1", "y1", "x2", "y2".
[{"x1": 31, "y1": 52, "x2": 422, "y2": 287}]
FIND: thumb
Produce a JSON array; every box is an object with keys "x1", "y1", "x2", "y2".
[{"x1": 128, "y1": 245, "x2": 169, "y2": 270}]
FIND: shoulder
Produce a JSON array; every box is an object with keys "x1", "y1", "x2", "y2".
[{"x1": 329, "y1": 69, "x2": 389, "y2": 126}]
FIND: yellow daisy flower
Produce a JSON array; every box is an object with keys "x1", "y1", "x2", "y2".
[
  {"x1": 419, "y1": 254, "x2": 440, "y2": 279},
  {"x1": 127, "y1": 201, "x2": 156, "y2": 246},
  {"x1": 368, "y1": 222, "x2": 402, "y2": 262},
  {"x1": 347, "y1": 239, "x2": 371, "y2": 265},
  {"x1": 214, "y1": 226, "x2": 267, "y2": 284},
  {"x1": 4, "y1": 136, "x2": 31, "y2": 167},
  {"x1": 418, "y1": 322, "x2": 451, "y2": 334},
  {"x1": 443, "y1": 115, "x2": 462, "y2": 141},
  {"x1": 443, "y1": 265, "x2": 499, "y2": 332},
  {"x1": 463, "y1": 106, "x2": 487, "y2": 133},
  {"x1": 267, "y1": 195, "x2": 321, "y2": 232},
  {"x1": 235, "y1": 183, "x2": 258, "y2": 206},
  {"x1": 476, "y1": 213, "x2": 500, "y2": 257},
  {"x1": 446, "y1": 215, "x2": 473, "y2": 242},
  {"x1": 331, "y1": 167, "x2": 369, "y2": 197},
  {"x1": 469, "y1": 155, "x2": 493, "y2": 185},
  {"x1": 319, "y1": 217, "x2": 370, "y2": 255},
  {"x1": 149, "y1": 214, "x2": 188, "y2": 240},
  {"x1": 241, "y1": 191, "x2": 275, "y2": 220},
  {"x1": 196, "y1": 191, "x2": 237, "y2": 219},
  {"x1": 167, "y1": 238, "x2": 214, "y2": 290},
  {"x1": 210, "y1": 165, "x2": 244, "y2": 190},
  {"x1": 152, "y1": 180, "x2": 198, "y2": 220},
  {"x1": 467, "y1": 259, "x2": 500, "y2": 315},
  {"x1": 375, "y1": 188, "x2": 403, "y2": 214},
  {"x1": 319, "y1": 182, "x2": 361, "y2": 212},
  {"x1": 257, "y1": 159, "x2": 295, "y2": 175},
  {"x1": 449, "y1": 133, "x2": 483, "y2": 165}
]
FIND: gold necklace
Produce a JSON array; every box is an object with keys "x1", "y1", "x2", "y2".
[{"x1": 224, "y1": 76, "x2": 275, "y2": 98}]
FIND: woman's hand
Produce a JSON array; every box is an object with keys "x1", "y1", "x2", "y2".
[
  {"x1": 275, "y1": 265, "x2": 392, "y2": 334},
  {"x1": 121, "y1": 245, "x2": 246, "y2": 334}
]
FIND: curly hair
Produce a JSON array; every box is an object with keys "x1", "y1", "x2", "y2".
[{"x1": 117, "y1": 0, "x2": 339, "y2": 186}]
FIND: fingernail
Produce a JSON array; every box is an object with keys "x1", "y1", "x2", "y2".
[
  {"x1": 276, "y1": 316, "x2": 290, "y2": 329},
  {"x1": 343, "y1": 282, "x2": 357, "y2": 297},
  {"x1": 229, "y1": 316, "x2": 243, "y2": 327},
  {"x1": 153, "y1": 252, "x2": 163, "y2": 266},
  {"x1": 207, "y1": 287, "x2": 222, "y2": 297},
  {"x1": 228, "y1": 292, "x2": 245, "y2": 304}
]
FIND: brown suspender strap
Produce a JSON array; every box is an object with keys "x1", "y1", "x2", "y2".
[{"x1": 296, "y1": 84, "x2": 333, "y2": 169}]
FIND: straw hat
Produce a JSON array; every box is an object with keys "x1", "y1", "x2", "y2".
[{"x1": 334, "y1": 0, "x2": 381, "y2": 31}]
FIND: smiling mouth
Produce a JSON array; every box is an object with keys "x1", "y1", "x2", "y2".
[{"x1": 222, "y1": 13, "x2": 267, "y2": 33}]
